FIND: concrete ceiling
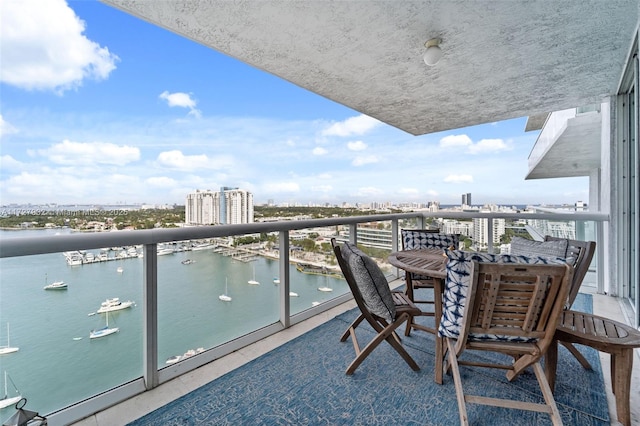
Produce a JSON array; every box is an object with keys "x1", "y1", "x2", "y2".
[{"x1": 102, "y1": 1, "x2": 638, "y2": 136}]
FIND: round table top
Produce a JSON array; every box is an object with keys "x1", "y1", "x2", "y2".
[{"x1": 387, "y1": 248, "x2": 448, "y2": 279}]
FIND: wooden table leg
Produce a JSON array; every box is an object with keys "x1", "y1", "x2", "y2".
[{"x1": 612, "y1": 348, "x2": 634, "y2": 426}]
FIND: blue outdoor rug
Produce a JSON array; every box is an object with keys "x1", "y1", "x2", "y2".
[{"x1": 128, "y1": 293, "x2": 608, "y2": 425}]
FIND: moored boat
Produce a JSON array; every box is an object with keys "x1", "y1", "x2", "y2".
[{"x1": 96, "y1": 297, "x2": 134, "y2": 313}]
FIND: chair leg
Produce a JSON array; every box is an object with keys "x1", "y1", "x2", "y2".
[
  {"x1": 544, "y1": 336, "x2": 559, "y2": 392},
  {"x1": 340, "y1": 313, "x2": 365, "y2": 342},
  {"x1": 404, "y1": 275, "x2": 415, "y2": 336},
  {"x1": 345, "y1": 314, "x2": 419, "y2": 375},
  {"x1": 445, "y1": 338, "x2": 469, "y2": 425},
  {"x1": 532, "y1": 362, "x2": 563, "y2": 426}
]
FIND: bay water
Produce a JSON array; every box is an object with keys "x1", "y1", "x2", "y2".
[{"x1": 0, "y1": 228, "x2": 348, "y2": 416}]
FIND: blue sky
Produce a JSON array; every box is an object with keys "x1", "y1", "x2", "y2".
[{"x1": 0, "y1": 0, "x2": 588, "y2": 207}]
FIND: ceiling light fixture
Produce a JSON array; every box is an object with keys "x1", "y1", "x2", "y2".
[{"x1": 423, "y1": 38, "x2": 443, "y2": 66}]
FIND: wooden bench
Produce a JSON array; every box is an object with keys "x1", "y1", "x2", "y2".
[{"x1": 545, "y1": 310, "x2": 640, "y2": 426}]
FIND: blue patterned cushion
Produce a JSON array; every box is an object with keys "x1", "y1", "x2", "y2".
[
  {"x1": 438, "y1": 250, "x2": 567, "y2": 341},
  {"x1": 510, "y1": 236, "x2": 568, "y2": 259},
  {"x1": 402, "y1": 230, "x2": 459, "y2": 280},
  {"x1": 341, "y1": 242, "x2": 395, "y2": 322}
]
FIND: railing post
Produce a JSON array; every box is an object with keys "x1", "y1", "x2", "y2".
[
  {"x1": 279, "y1": 231, "x2": 290, "y2": 327},
  {"x1": 349, "y1": 224, "x2": 357, "y2": 244},
  {"x1": 143, "y1": 243, "x2": 158, "y2": 390},
  {"x1": 391, "y1": 219, "x2": 399, "y2": 252}
]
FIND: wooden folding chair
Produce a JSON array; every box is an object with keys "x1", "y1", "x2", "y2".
[
  {"x1": 400, "y1": 229, "x2": 459, "y2": 336},
  {"x1": 542, "y1": 237, "x2": 596, "y2": 371},
  {"x1": 331, "y1": 238, "x2": 423, "y2": 375},
  {"x1": 441, "y1": 261, "x2": 572, "y2": 426}
]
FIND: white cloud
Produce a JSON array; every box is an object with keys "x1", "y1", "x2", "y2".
[
  {"x1": 354, "y1": 186, "x2": 383, "y2": 197},
  {"x1": 263, "y1": 182, "x2": 300, "y2": 193},
  {"x1": 0, "y1": 0, "x2": 118, "y2": 93},
  {"x1": 347, "y1": 140, "x2": 367, "y2": 151},
  {"x1": 0, "y1": 155, "x2": 24, "y2": 171},
  {"x1": 311, "y1": 185, "x2": 333, "y2": 193},
  {"x1": 444, "y1": 174, "x2": 473, "y2": 183},
  {"x1": 146, "y1": 177, "x2": 177, "y2": 187},
  {"x1": 38, "y1": 140, "x2": 139, "y2": 166},
  {"x1": 352, "y1": 155, "x2": 379, "y2": 166},
  {"x1": 156, "y1": 150, "x2": 233, "y2": 170},
  {"x1": 322, "y1": 114, "x2": 381, "y2": 137},
  {"x1": 159, "y1": 91, "x2": 201, "y2": 118},
  {"x1": 426, "y1": 189, "x2": 439, "y2": 197},
  {"x1": 468, "y1": 138, "x2": 510, "y2": 154},
  {"x1": 0, "y1": 115, "x2": 18, "y2": 137},
  {"x1": 439, "y1": 134, "x2": 472, "y2": 148},
  {"x1": 312, "y1": 147, "x2": 328, "y2": 155},
  {"x1": 398, "y1": 188, "x2": 419, "y2": 195},
  {"x1": 317, "y1": 173, "x2": 332, "y2": 179}
]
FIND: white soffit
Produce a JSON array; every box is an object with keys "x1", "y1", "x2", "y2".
[{"x1": 102, "y1": 0, "x2": 638, "y2": 136}]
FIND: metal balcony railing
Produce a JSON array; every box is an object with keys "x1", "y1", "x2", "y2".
[{"x1": 0, "y1": 210, "x2": 608, "y2": 425}]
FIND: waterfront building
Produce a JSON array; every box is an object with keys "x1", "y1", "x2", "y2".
[{"x1": 185, "y1": 188, "x2": 254, "y2": 225}]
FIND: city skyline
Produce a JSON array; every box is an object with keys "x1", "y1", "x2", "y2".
[{"x1": 1, "y1": 0, "x2": 588, "y2": 207}]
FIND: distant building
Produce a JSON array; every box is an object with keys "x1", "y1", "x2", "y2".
[
  {"x1": 472, "y1": 216, "x2": 505, "y2": 249},
  {"x1": 185, "y1": 188, "x2": 254, "y2": 225},
  {"x1": 461, "y1": 193, "x2": 472, "y2": 207}
]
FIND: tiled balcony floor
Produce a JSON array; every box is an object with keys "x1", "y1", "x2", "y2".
[{"x1": 72, "y1": 283, "x2": 639, "y2": 426}]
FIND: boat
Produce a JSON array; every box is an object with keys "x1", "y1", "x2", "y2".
[
  {"x1": 43, "y1": 274, "x2": 67, "y2": 290},
  {"x1": 181, "y1": 259, "x2": 195, "y2": 265},
  {"x1": 116, "y1": 266, "x2": 124, "y2": 273},
  {"x1": 317, "y1": 275, "x2": 333, "y2": 292},
  {"x1": 247, "y1": 265, "x2": 259, "y2": 285},
  {"x1": 89, "y1": 312, "x2": 119, "y2": 339},
  {"x1": 0, "y1": 323, "x2": 18, "y2": 355},
  {"x1": 289, "y1": 292, "x2": 299, "y2": 297},
  {"x1": 96, "y1": 297, "x2": 135, "y2": 313},
  {"x1": 165, "y1": 347, "x2": 205, "y2": 364},
  {"x1": 219, "y1": 278, "x2": 232, "y2": 302},
  {"x1": 0, "y1": 372, "x2": 21, "y2": 409},
  {"x1": 273, "y1": 277, "x2": 280, "y2": 284}
]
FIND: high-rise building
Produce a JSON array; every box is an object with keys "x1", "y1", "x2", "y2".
[
  {"x1": 185, "y1": 188, "x2": 254, "y2": 225},
  {"x1": 472, "y1": 216, "x2": 505, "y2": 249},
  {"x1": 461, "y1": 193, "x2": 472, "y2": 206}
]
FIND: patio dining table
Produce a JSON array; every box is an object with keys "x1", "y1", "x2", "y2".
[{"x1": 388, "y1": 248, "x2": 448, "y2": 384}]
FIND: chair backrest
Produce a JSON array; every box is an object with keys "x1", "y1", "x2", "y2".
[
  {"x1": 401, "y1": 229, "x2": 459, "y2": 251},
  {"x1": 331, "y1": 238, "x2": 396, "y2": 322},
  {"x1": 458, "y1": 261, "x2": 571, "y2": 354},
  {"x1": 544, "y1": 236, "x2": 596, "y2": 309}
]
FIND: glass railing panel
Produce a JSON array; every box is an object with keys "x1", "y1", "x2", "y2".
[
  {"x1": 513, "y1": 218, "x2": 599, "y2": 290},
  {"x1": 0, "y1": 228, "x2": 143, "y2": 415},
  {"x1": 288, "y1": 226, "x2": 349, "y2": 315},
  {"x1": 157, "y1": 237, "x2": 279, "y2": 368}
]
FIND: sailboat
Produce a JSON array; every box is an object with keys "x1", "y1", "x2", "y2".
[
  {"x1": 0, "y1": 372, "x2": 21, "y2": 409},
  {"x1": 317, "y1": 275, "x2": 333, "y2": 292},
  {"x1": 219, "y1": 278, "x2": 232, "y2": 302},
  {"x1": 247, "y1": 265, "x2": 259, "y2": 285},
  {"x1": 89, "y1": 312, "x2": 119, "y2": 339},
  {"x1": 0, "y1": 323, "x2": 18, "y2": 355}
]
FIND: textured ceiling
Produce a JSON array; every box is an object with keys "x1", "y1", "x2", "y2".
[{"x1": 102, "y1": 0, "x2": 638, "y2": 136}]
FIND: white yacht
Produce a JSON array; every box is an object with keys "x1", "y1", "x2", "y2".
[
  {"x1": 96, "y1": 298, "x2": 134, "y2": 313},
  {"x1": 44, "y1": 280, "x2": 67, "y2": 290}
]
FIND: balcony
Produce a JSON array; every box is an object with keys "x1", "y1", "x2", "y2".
[
  {"x1": 526, "y1": 106, "x2": 602, "y2": 180},
  {"x1": 3, "y1": 209, "x2": 633, "y2": 425}
]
